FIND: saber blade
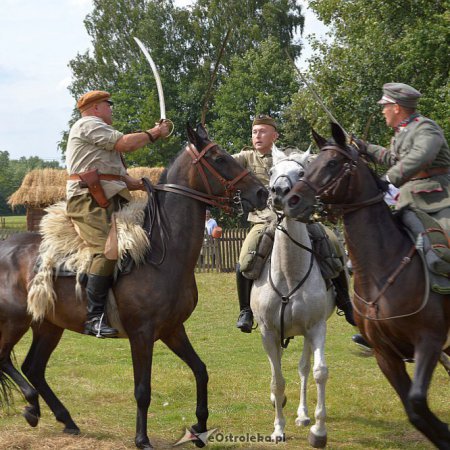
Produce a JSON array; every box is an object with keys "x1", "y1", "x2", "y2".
[{"x1": 133, "y1": 37, "x2": 166, "y2": 120}]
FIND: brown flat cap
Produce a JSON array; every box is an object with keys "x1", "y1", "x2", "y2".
[
  {"x1": 77, "y1": 90, "x2": 111, "y2": 113},
  {"x1": 252, "y1": 114, "x2": 278, "y2": 130},
  {"x1": 377, "y1": 83, "x2": 421, "y2": 108}
]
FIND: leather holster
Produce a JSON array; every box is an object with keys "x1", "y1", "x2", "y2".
[{"x1": 78, "y1": 169, "x2": 110, "y2": 208}]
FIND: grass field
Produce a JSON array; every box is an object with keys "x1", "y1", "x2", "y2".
[
  {"x1": 0, "y1": 215, "x2": 26, "y2": 230},
  {"x1": 0, "y1": 273, "x2": 447, "y2": 449}
]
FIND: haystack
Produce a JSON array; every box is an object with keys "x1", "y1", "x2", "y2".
[{"x1": 8, "y1": 167, "x2": 165, "y2": 231}]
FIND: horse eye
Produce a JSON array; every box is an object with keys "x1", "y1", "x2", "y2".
[{"x1": 327, "y1": 160, "x2": 338, "y2": 168}]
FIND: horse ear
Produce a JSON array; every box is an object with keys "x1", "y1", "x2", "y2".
[
  {"x1": 331, "y1": 122, "x2": 346, "y2": 148},
  {"x1": 187, "y1": 122, "x2": 199, "y2": 146},
  {"x1": 311, "y1": 128, "x2": 327, "y2": 149},
  {"x1": 196, "y1": 123, "x2": 210, "y2": 141},
  {"x1": 272, "y1": 145, "x2": 285, "y2": 164}
]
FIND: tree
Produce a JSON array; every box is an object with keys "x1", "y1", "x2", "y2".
[
  {"x1": 285, "y1": 0, "x2": 449, "y2": 146},
  {"x1": 63, "y1": 0, "x2": 305, "y2": 166},
  {"x1": 0, "y1": 152, "x2": 61, "y2": 215},
  {"x1": 210, "y1": 38, "x2": 301, "y2": 152}
]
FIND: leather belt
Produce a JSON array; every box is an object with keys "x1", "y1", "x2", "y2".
[
  {"x1": 68, "y1": 173, "x2": 126, "y2": 182},
  {"x1": 410, "y1": 167, "x2": 450, "y2": 180}
]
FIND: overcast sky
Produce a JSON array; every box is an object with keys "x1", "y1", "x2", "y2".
[{"x1": 0, "y1": 0, "x2": 327, "y2": 165}]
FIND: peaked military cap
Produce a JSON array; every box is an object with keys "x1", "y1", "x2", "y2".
[
  {"x1": 377, "y1": 83, "x2": 421, "y2": 109},
  {"x1": 77, "y1": 90, "x2": 111, "y2": 113},
  {"x1": 252, "y1": 114, "x2": 278, "y2": 130}
]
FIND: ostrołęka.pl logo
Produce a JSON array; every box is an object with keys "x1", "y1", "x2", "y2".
[{"x1": 173, "y1": 428, "x2": 285, "y2": 446}]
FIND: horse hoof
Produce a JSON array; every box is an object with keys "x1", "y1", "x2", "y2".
[
  {"x1": 308, "y1": 431, "x2": 327, "y2": 448},
  {"x1": 190, "y1": 425, "x2": 207, "y2": 448},
  {"x1": 135, "y1": 440, "x2": 154, "y2": 449},
  {"x1": 63, "y1": 426, "x2": 80, "y2": 435},
  {"x1": 22, "y1": 406, "x2": 39, "y2": 428},
  {"x1": 295, "y1": 417, "x2": 311, "y2": 427}
]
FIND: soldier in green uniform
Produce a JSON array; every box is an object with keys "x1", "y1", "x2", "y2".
[
  {"x1": 66, "y1": 90, "x2": 171, "y2": 338},
  {"x1": 233, "y1": 115, "x2": 355, "y2": 333},
  {"x1": 353, "y1": 82, "x2": 450, "y2": 349},
  {"x1": 366, "y1": 82, "x2": 450, "y2": 230}
]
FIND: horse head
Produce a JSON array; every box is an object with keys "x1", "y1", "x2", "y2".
[
  {"x1": 181, "y1": 123, "x2": 268, "y2": 214},
  {"x1": 269, "y1": 146, "x2": 311, "y2": 211},
  {"x1": 283, "y1": 123, "x2": 387, "y2": 221}
]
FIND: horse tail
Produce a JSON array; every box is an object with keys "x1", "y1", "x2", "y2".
[{"x1": 0, "y1": 365, "x2": 15, "y2": 409}]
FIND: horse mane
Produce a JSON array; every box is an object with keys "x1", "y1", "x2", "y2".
[{"x1": 158, "y1": 145, "x2": 189, "y2": 184}]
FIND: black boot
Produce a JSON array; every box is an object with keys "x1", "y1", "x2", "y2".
[
  {"x1": 235, "y1": 264, "x2": 254, "y2": 333},
  {"x1": 332, "y1": 270, "x2": 356, "y2": 326},
  {"x1": 352, "y1": 334, "x2": 372, "y2": 349},
  {"x1": 84, "y1": 274, "x2": 118, "y2": 338}
]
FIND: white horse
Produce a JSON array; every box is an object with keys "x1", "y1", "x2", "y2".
[{"x1": 251, "y1": 147, "x2": 336, "y2": 448}]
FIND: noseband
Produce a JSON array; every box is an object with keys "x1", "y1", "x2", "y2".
[{"x1": 298, "y1": 145, "x2": 384, "y2": 214}]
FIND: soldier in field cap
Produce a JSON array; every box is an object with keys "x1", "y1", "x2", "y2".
[
  {"x1": 352, "y1": 82, "x2": 450, "y2": 349},
  {"x1": 231, "y1": 114, "x2": 355, "y2": 333},
  {"x1": 66, "y1": 89, "x2": 172, "y2": 338},
  {"x1": 364, "y1": 82, "x2": 450, "y2": 228}
]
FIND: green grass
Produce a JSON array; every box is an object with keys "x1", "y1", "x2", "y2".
[
  {"x1": 0, "y1": 215, "x2": 26, "y2": 230},
  {"x1": 0, "y1": 273, "x2": 448, "y2": 449}
]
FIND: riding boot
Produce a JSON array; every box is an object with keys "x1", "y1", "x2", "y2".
[
  {"x1": 352, "y1": 334, "x2": 372, "y2": 349},
  {"x1": 84, "y1": 274, "x2": 118, "y2": 338},
  {"x1": 235, "y1": 264, "x2": 254, "y2": 333},
  {"x1": 332, "y1": 270, "x2": 356, "y2": 326}
]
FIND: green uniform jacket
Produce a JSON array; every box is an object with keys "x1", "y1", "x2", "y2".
[
  {"x1": 232, "y1": 146, "x2": 275, "y2": 223},
  {"x1": 367, "y1": 115, "x2": 450, "y2": 213}
]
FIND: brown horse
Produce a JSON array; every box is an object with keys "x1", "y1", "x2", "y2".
[
  {"x1": 283, "y1": 123, "x2": 450, "y2": 449},
  {"x1": 0, "y1": 123, "x2": 268, "y2": 449}
]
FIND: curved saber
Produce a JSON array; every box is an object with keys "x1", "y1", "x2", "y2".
[{"x1": 133, "y1": 37, "x2": 166, "y2": 120}]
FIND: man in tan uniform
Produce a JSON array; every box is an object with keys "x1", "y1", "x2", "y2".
[
  {"x1": 233, "y1": 116, "x2": 356, "y2": 332},
  {"x1": 66, "y1": 90, "x2": 170, "y2": 338},
  {"x1": 232, "y1": 115, "x2": 277, "y2": 332}
]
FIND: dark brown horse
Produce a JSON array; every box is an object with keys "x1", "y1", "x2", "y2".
[
  {"x1": 0, "y1": 123, "x2": 268, "y2": 449},
  {"x1": 283, "y1": 123, "x2": 450, "y2": 449}
]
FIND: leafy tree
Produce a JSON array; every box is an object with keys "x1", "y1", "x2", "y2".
[
  {"x1": 285, "y1": 0, "x2": 449, "y2": 147},
  {"x1": 210, "y1": 37, "x2": 301, "y2": 152},
  {"x1": 63, "y1": 0, "x2": 305, "y2": 166}
]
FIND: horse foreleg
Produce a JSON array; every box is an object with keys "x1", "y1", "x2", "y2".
[
  {"x1": 409, "y1": 344, "x2": 450, "y2": 448},
  {"x1": 295, "y1": 338, "x2": 311, "y2": 427},
  {"x1": 260, "y1": 328, "x2": 286, "y2": 443},
  {"x1": 162, "y1": 325, "x2": 209, "y2": 447},
  {"x1": 307, "y1": 324, "x2": 328, "y2": 449},
  {"x1": 22, "y1": 322, "x2": 80, "y2": 434},
  {"x1": 129, "y1": 331, "x2": 155, "y2": 450}
]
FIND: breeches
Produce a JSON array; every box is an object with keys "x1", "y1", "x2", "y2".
[{"x1": 66, "y1": 192, "x2": 128, "y2": 276}]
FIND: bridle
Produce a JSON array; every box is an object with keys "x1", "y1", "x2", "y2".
[
  {"x1": 298, "y1": 144, "x2": 385, "y2": 214},
  {"x1": 155, "y1": 141, "x2": 250, "y2": 214},
  {"x1": 269, "y1": 155, "x2": 307, "y2": 193}
]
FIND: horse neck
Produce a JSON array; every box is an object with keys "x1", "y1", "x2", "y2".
[
  {"x1": 272, "y1": 217, "x2": 312, "y2": 270},
  {"x1": 157, "y1": 161, "x2": 206, "y2": 260},
  {"x1": 343, "y1": 201, "x2": 409, "y2": 278}
]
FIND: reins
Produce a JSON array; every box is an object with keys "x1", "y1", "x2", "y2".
[
  {"x1": 300, "y1": 142, "x2": 430, "y2": 323},
  {"x1": 269, "y1": 217, "x2": 315, "y2": 349}
]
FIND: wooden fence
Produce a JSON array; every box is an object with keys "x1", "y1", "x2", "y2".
[
  {"x1": 0, "y1": 226, "x2": 249, "y2": 273},
  {"x1": 196, "y1": 227, "x2": 249, "y2": 273}
]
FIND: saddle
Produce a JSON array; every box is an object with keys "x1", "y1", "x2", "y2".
[{"x1": 399, "y1": 208, "x2": 450, "y2": 294}]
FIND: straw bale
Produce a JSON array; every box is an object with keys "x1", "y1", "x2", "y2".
[
  {"x1": 8, "y1": 168, "x2": 67, "y2": 208},
  {"x1": 128, "y1": 167, "x2": 165, "y2": 200},
  {"x1": 8, "y1": 167, "x2": 165, "y2": 207}
]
